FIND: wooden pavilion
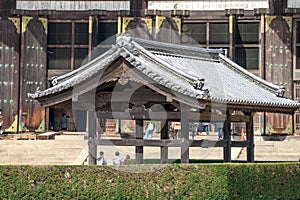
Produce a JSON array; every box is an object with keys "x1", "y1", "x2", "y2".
[{"x1": 29, "y1": 34, "x2": 300, "y2": 164}]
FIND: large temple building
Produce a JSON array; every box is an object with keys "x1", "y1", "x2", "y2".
[{"x1": 1, "y1": 0, "x2": 300, "y2": 136}]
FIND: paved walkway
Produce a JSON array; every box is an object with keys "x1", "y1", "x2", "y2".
[
  {"x1": 96, "y1": 132, "x2": 242, "y2": 165},
  {"x1": 0, "y1": 132, "x2": 299, "y2": 165}
]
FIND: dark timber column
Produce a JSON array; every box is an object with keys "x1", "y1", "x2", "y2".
[
  {"x1": 229, "y1": 15, "x2": 235, "y2": 60},
  {"x1": 269, "y1": 0, "x2": 287, "y2": 16},
  {"x1": 88, "y1": 111, "x2": 97, "y2": 165},
  {"x1": 223, "y1": 111, "x2": 231, "y2": 162},
  {"x1": 0, "y1": 0, "x2": 16, "y2": 9},
  {"x1": 130, "y1": 0, "x2": 147, "y2": 17},
  {"x1": 135, "y1": 119, "x2": 144, "y2": 164},
  {"x1": 260, "y1": 12, "x2": 266, "y2": 80},
  {"x1": 89, "y1": 15, "x2": 99, "y2": 61},
  {"x1": 265, "y1": 0, "x2": 292, "y2": 134},
  {"x1": 226, "y1": 9, "x2": 243, "y2": 61},
  {"x1": 160, "y1": 120, "x2": 169, "y2": 164},
  {"x1": 246, "y1": 112, "x2": 254, "y2": 162},
  {"x1": 181, "y1": 105, "x2": 189, "y2": 163}
]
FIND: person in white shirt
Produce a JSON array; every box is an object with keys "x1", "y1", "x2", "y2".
[
  {"x1": 113, "y1": 151, "x2": 122, "y2": 165},
  {"x1": 143, "y1": 121, "x2": 155, "y2": 139}
]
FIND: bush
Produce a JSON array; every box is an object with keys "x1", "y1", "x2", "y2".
[{"x1": 0, "y1": 163, "x2": 299, "y2": 199}]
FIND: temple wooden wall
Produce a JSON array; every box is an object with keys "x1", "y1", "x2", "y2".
[
  {"x1": 0, "y1": 17, "x2": 20, "y2": 129},
  {"x1": 20, "y1": 16, "x2": 47, "y2": 129},
  {"x1": 0, "y1": 15, "x2": 46, "y2": 131},
  {"x1": 264, "y1": 4, "x2": 293, "y2": 133}
]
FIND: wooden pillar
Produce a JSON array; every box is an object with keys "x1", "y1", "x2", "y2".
[
  {"x1": 160, "y1": 120, "x2": 169, "y2": 164},
  {"x1": 88, "y1": 111, "x2": 97, "y2": 165},
  {"x1": 130, "y1": 0, "x2": 147, "y2": 17},
  {"x1": 0, "y1": 0, "x2": 16, "y2": 9},
  {"x1": 260, "y1": 12, "x2": 266, "y2": 136},
  {"x1": 135, "y1": 119, "x2": 143, "y2": 164},
  {"x1": 268, "y1": 0, "x2": 287, "y2": 15},
  {"x1": 181, "y1": 105, "x2": 189, "y2": 163},
  {"x1": 229, "y1": 15, "x2": 235, "y2": 60},
  {"x1": 260, "y1": 14, "x2": 266, "y2": 80},
  {"x1": 246, "y1": 112, "x2": 254, "y2": 162},
  {"x1": 223, "y1": 112, "x2": 231, "y2": 162}
]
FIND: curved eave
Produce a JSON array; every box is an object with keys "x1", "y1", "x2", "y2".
[
  {"x1": 208, "y1": 98, "x2": 300, "y2": 114},
  {"x1": 28, "y1": 50, "x2": 122, "y2": 99}
]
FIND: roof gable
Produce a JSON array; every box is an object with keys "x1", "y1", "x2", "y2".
[{"x1": 29, "y1": 34, "x2": 300, "y2": 113}]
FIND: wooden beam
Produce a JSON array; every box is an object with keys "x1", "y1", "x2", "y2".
[
  {"x1": 189, "y1": 112, "x2": 250, "y2": 122},
  {"x1": 97, "y1": 111, "x2": 181, "y2": 120},
  {"x1": 39, "y1": 90, "x2": 73, "y2": 107},
  {"x1": 96, "y1": 92, "x2": 167, "y2": 103},
  {"x1": 97, "y1": 111, "x2": 250, "y2": 122},
  {"x1": 93, "y1": 139, "x2": 249, "y2": 148},
  {"x1": 95, "y1": 138, "x2": 181, "y2": 147}
]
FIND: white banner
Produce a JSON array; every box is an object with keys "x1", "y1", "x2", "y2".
[
  {"x1": 288, "y1": 0, "x2": 300, "y2": 8},
  {"x1": 148, "y1": 0, "x2": 269, "y2": 11},
  {"x1": 17, "y1": 1, "x2": 130, "y2": 10}
]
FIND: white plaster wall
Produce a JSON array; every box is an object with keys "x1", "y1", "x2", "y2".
[
  {"x1": 16, "y1": 0, "x2": 273, "y2": 11},
  {"x1": 288, "y1": 0, "x2": 300, "y2": 8},
  {"x1": 148, "y1": 0, "x2": 269, "y2": 11},
  {"x1": 16, "y1": 1, "x2": 130, "y2": 10}
]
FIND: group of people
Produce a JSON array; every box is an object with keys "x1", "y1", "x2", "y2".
[
  {"x1": 143, "y1": 121, "x2": 224, "y2": 140},
  {"x1": 97, "y1": 151, "x2": 131, "y2": 165}
]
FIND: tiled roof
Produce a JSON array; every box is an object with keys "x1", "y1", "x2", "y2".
[{"x1": 29, "y1": 34, "x2": 300, "y2": 112}]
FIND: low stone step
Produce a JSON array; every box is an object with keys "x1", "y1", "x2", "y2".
[{"x1": 255, "y1": 155, "x2": 300, "y2": 161}]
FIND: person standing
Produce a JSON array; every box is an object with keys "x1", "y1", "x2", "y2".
[
  {"x1": 169, "y1": 122, "x2": 175, "y2": 139},
  {"x1": 144, "y1": 121, "x2": 155, "y2": 139},
  {"x1": 192, "y1": 123, "x2": 198, "y2": 139},
  {"x1": 216, "y1": 122, "x2": 223, "y2": 140},
  {"x1": 203, "y1": 122, "x2": 210, "y2": 135},
  {"x1": 97, "y1": 151, "x2": 107, "y2": 165},
  {"x1": 174, "y1": 122, "x2": 181, "y2": 139},
  {"x1": 113, "y1": 151, "x2": 122, "y2": 165},
  {"x1": 0, "y1": 109, "x2": 3, "y2": 134},
  {"x1": 61, "y1": 113, "x2": 68, "y2": 131}
]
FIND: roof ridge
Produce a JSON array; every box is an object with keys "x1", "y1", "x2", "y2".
[
  {"x1": 151, "y1": 51, "x2": 219, "y2": 63},
  {"x1": 131, "y1": 40, "x2": 200, "y2": 83},
  {"x1": 119, "y1": 47, "x2": 210, "y2": 101},
  {"x1": 130, "y1": 35, "x2": 222, "y2": 60}
]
